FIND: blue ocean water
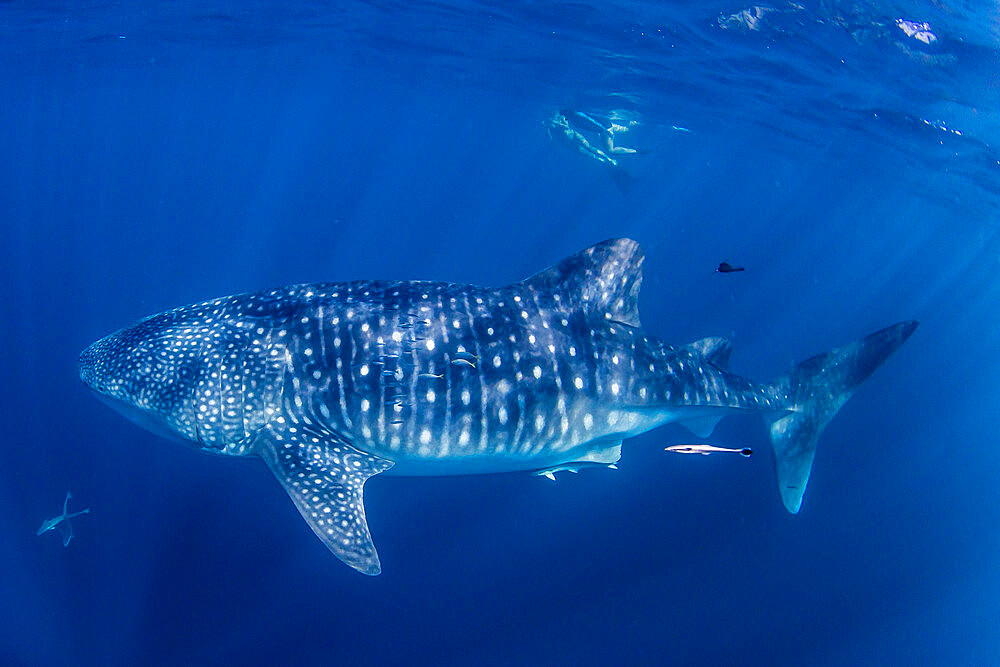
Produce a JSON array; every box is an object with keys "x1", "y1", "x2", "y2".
[{"x1": 2, "y1": 1, "x2": 999, "y2": 664}]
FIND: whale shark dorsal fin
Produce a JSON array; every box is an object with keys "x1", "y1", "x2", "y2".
[
  {"x1": 520, "y1": 238, "x2": 644, "y2": 327},
  {"x1": 685, "y1": 337, "x2": 733, "y2": 369},
  {"x1": 256, "y1": 424, "x2": 393, "y2": 575}
]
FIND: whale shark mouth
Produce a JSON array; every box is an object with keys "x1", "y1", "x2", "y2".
[{"x1": 90, "y1": 391, "x2": 194, "y2": 447}]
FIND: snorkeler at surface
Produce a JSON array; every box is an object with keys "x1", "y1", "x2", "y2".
[
  {"x1": 603, "y1": 109, "x2": 642, "y2": 154},
  {"x1": 545, "y1": 109, "x2": 643, "y2": 191},
  {"x1": 559, "y1": 108, "x2": 641, "y2": 155},
  {"x1": 546, "y1": 111, "x2": 618, "y2": 166}
]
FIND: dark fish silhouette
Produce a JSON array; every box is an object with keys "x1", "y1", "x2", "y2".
[{"x1": 717, "y1": 261, "x2": 745, "y2": 273}]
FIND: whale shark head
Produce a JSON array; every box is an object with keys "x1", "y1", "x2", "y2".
[
  {"x1": 79, "y1": 315, "x2": 207, "y2": 446},
  {"x1": 80, "y1": 293, "x2": 291, "y2": 454},
  {"x1": 79, "y1": 294, "x2": 283, "y2": 453}
]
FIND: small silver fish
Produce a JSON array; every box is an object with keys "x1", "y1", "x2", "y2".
[{"x1": 450, "y1": 358, "x2": 477, "y2": 369}]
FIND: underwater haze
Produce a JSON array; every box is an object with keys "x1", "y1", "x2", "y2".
[{"x1": 2, "y1": 1, "x2": 999, "y2": 664}]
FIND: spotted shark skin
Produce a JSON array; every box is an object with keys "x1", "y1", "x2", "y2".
[{"x1": 80, "y1": 239, "x2": 917, "y2": 575}]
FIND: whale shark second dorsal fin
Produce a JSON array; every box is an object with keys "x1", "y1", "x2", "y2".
[
  {"x1": 685, "y1": 336, "x2": 733, "y2": 369},
  {"x1": 520, "y1": 238, "x2": 644, "y2": 327}
]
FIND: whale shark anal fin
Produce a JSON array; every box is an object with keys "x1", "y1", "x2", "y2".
[{"x1": 255, "y1": 424, "x2": 393, "y2": 576}]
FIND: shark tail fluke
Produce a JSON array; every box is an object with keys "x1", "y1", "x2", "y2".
[{"x1": 768, "y1": 321, "x2": 918, "y2": 513}]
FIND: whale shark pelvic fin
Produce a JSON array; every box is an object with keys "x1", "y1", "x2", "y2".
[
  {"x1": 256, "y1": 424, "x2": 393, "y2": 575},
  {"x1": 768, "y1": 321, "x2": 918, "y2": 513}
]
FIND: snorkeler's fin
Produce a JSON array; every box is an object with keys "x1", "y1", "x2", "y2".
[{"x1": 767, "y1": 321, "x2": 918, "y2": 513}]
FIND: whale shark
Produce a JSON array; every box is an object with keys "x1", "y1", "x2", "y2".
[{"x1": 79, "y1": 239, "x2": 916, "y2": 575}]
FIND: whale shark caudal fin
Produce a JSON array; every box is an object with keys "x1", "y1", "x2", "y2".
[
  {"x1": 521, "y1": 238, "x2": 644, "y2": 327},
  {"x1": 768, "y1": 321, "x2": 918, "y2": 513},
  {"x1": 255, "y1": 424, "x2": 393, "y2": 575}
]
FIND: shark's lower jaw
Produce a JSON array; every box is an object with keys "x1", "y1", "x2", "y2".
[{"x1": 92, "y1": 392, "x2": 195, "y2": 447}]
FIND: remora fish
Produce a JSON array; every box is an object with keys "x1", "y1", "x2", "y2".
[
  {"x1": 79, "y1": 239, "x2": 916, "y2": 575},
  {"x1": 665, "y1": 444, "x2": 752, "y2": 457}
]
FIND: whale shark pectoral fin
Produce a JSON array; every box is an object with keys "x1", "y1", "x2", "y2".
[{"x1": 255, "y1": 425, "x2": 394, "y2": 576}]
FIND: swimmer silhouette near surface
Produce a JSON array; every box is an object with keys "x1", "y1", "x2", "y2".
[
  {"x1": 37, "y1": 491, "x2": 90, "y2": 546},
  {"x1": 544, "y1": 109, "x2": 643, "y2": 192}
]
